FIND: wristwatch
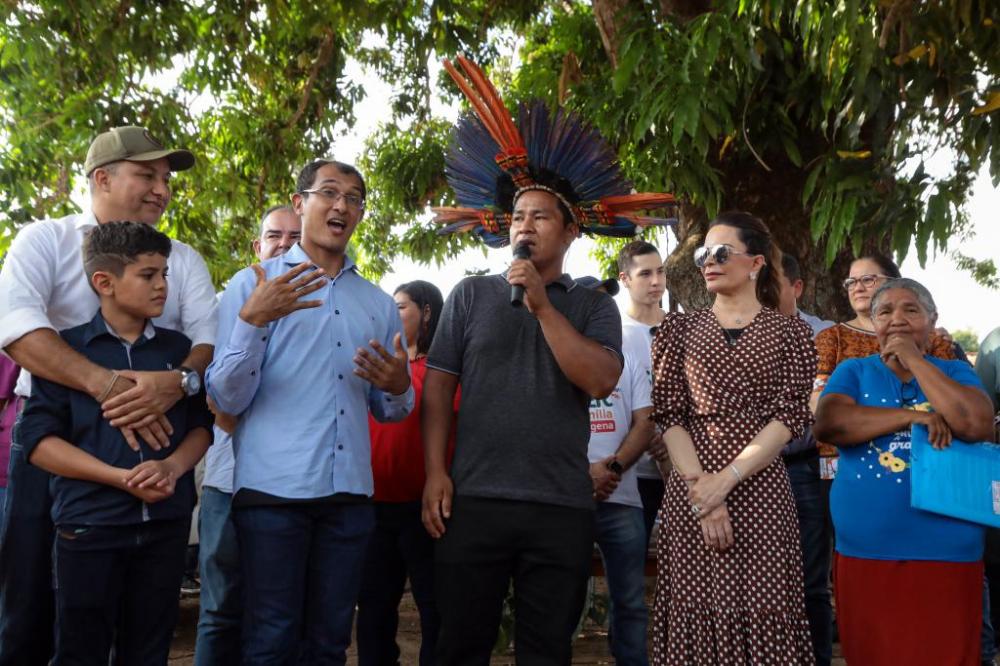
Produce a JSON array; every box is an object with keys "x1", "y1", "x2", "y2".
[
  {"x1": 606, "y1": 458, "x2": 625, "y2": 476},
  {"x1": 178, "y1": 366, "x2": 202, "y2": 397}
]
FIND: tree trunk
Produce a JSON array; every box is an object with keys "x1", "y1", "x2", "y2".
[{"x1": 591, "y1": 0, "x2": 632, "y2": 68}]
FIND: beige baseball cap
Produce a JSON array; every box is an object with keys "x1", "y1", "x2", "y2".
[{"x1": 84, "y1": 126, "x2": 195, "y2": 175}]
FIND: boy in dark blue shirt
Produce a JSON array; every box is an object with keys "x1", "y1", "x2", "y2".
[{"x1": 17, "y1": 221, "x2": 213, "y2": 665}]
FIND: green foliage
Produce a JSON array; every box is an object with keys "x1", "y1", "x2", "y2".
[
  {"x1": 953, "y1": 251, "x2": 999, "y2": 289},
  {"x1": 952, "y1": 328, "x2": 981, "y2": 353},
  {"x1": 0, "y1": 0, "x2": 542, "y2": 284},
  {"x1": 353, "y1": 118, "x2": 487, "y2": 281},
  {"x1": 505, "y1": 0, "x2": 1000, "y2": 275},
  {"x1": 1, "y1": 0, "x2": 997, "y2": 293}
]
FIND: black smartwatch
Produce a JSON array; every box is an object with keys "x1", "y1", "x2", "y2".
[
  {"x1": 178, "y1": 366, "x2": 202, "y2": 397},
  {"x1": 606, "y1": 458, "x2": 625, "y2": 476}
]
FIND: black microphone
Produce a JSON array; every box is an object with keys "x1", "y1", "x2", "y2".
[{"x1": 510, "y1": 242, "x2": 532, "y2": 307}]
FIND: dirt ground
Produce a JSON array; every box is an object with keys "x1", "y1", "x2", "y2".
[{"x1": 167, "y1": 578, "x2": 847, "y2": 664}]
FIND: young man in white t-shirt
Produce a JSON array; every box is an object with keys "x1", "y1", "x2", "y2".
[
  {"x1": 579, "y1": 276, "x2": 654, "y2": 665},
  {"x1": 617, "y1": 241, "x2": 669, "y2": 546}
]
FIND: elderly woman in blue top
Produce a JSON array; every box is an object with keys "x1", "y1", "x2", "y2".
[
  {"x1": 814, "y1": 277, "x2": 994, "y2": 666},
  {"x1": 206, "y1": 160, "x2": 414, "y2": 665}
]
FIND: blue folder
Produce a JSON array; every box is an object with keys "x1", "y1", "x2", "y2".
[{"x1": 910, "y1": 424, "x2": 1000, "y2": 528}]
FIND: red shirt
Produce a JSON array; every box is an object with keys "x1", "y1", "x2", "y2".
[{"x1": 369, "y1": 357, "x2": 456, "y2": 502}]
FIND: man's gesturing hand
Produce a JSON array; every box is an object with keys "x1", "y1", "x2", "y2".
[
  {"x1": 353, "y1": 333, "x2": 410, "y2": 395},
  {"x1": 239, "y1": 262, "x2": 325, "y2": 328}
]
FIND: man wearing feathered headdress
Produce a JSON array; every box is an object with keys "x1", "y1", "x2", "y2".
[{"x1": 420, "y1": 57, "x2": 677, "y2": 662}]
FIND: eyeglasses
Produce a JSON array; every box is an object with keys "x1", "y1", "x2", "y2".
[
  {"x1": 842, "y1": 274, "x2": 890, "y2": 291},
  {"x1": 900, "y1": 381, "x2": 918, "y2": 406},
  {"x1": 299, "y1": 188, "x2": 365, "y2": 210},
  {"x1": 693, "y1": 244, "x2": 755, "y2": 268}
]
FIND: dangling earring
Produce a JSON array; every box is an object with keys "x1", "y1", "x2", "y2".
[{"x1": 749, "y1": 271, "x2": 758, "y2": 281}]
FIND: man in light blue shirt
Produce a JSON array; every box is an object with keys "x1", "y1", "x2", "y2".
[
  {"x1": 206, "y1": 160, "x2": 413, "y2": 664},
  {"x1": 194, "y1": 204, "x2": 301, "y2": 666}
]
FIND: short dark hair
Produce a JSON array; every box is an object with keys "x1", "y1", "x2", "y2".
[
  {"x1": 853, "y1": 252, "x2": 901, "y2": 279},
  {"x1": 295, "y1": 160, "x2": 367, "y2": 201},
  {"x1": 82, "y1": 221, "x2": 172, "y2": 284},
  {"x1": 260, "y1": 204, "x2": 297, "y2": 234},
  {"x1": 781, "y1": 252, "x2": 802, "y2": 283},
  {"x1": 617, "y1": 240, "x2": 660, "y2": 274},
  {"x1": 394, "y1": 280, "x2": 445, "y2": 356}
]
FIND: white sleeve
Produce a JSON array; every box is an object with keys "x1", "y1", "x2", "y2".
[
  {"x1": 174, "y1": 242, "x2": 219, "y2": 348},
  {"x1": 0, "y1": 222, "x2": 58, "y2": 352},
  {"x1": 627, "y1": 353, "x2": 652, "y2": 411}
]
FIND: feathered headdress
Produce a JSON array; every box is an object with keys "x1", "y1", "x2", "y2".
[{"x1": 433, "y1": 56, "x2": 678, "y2": 248}]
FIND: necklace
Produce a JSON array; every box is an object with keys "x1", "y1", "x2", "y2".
[{"x1": 713, "y1": 305, "x2": 761, "y2": 328}]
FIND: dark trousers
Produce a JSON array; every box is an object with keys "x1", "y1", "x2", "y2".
[
  {"x1": 434, "y1": 496, "x2": 595, "y2": 665},
  {"x1": 0, "y1": 441, "x2": 55, "y2": 666},
  {"x1": 786, "y1": 455, "x2": 833, "y2": 666},
  {"x1": 52, "y1": 518, "x2": 190, "y2": 666},
  {"x1": 636, "y1": 477, "x2": 664, "y2": 548},
  {"x1": 357, "y1": 501, "x2": 439, "y2": 666},
  {"x1": 233, "y1": 501, "x2": 375, "y2": 666}
]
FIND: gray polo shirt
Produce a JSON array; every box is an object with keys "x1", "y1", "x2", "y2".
[{"x1": 427, "y1": 273, "x2": 623, "y2": 510}]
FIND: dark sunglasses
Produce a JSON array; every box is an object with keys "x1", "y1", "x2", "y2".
[{"x1": 693, "y1": 244, "x2": 754, "y2": 268}]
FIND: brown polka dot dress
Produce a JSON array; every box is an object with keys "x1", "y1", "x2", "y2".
[{"x1": 650, "y1": 308, "x2": 817, "y2": 665}]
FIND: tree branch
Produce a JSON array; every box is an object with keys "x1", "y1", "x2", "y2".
[
  {"x1": 288, "y1": 29, "x2": 336, "y2": 130},
  {"x1": 591, "y1": 0, "x2": 630, "y2": 69}
]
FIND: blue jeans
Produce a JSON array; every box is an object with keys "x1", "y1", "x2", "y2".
[
  {"x1": 595, "y1": 502, "x2": 649, "y2": 666},
  {"x1": 233, "y1": 501, "x2": 375, "y2": 665},
  {"x1": 0, "y1": 439, "x2": 55, "y2": 666},
  {"x1": 195, "y1": 487, "x2": 242, "y2": 666},
  {"x1": 786, "y1": 455, "x2": 833, "y2": 666},
  {"x1": 357, "y1": 501, "x2": 439, "y2": 666},
  {"x1": 52, "y1": 518, "x2": 189, "y2": 665}
]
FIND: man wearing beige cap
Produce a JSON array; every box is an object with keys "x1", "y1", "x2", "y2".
[{"x1": 0, "y1": 126, "x2": 217, "y2": 665}]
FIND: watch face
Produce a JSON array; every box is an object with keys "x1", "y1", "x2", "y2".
[{"x1": 182, "y1": 370, "x2": 201, "y2": 396}]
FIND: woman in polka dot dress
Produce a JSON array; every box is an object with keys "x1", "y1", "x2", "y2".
[{"x1": 650, "y1": 211, "x2": 816, "y2": 664}]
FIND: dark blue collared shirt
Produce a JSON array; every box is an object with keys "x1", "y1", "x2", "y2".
[{"x1": 17, "y1": 311, "x2": 215, "y2": 526}]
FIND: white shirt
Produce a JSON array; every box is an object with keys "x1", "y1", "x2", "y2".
[
  {"x1": 587, "y1": 348, "x2": 652, "y2": 508},
  {"x1": 622, "y1": 313, "x2": 662, "y2": 479},
  {"x1": 797, "y1": 308, "x2": 835, "y2": 337},
  {"x1": 0, "y1": 210, "x2": 218, "y2": 397}
]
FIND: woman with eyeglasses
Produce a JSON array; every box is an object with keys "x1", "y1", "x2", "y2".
[
  {"x1": 812, "y1": 256, "x2": 956, "y2": 486},
  {"x1": 649, "y1": 211, "x2": 816, "y2": 664},
  {"x1": 814, "y1": 278, "x2": 993, "y2": 665}
]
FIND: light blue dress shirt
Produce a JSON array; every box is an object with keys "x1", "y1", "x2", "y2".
[{"x1": 206, "y1": 243, "x2": 414, "y2": 499}]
